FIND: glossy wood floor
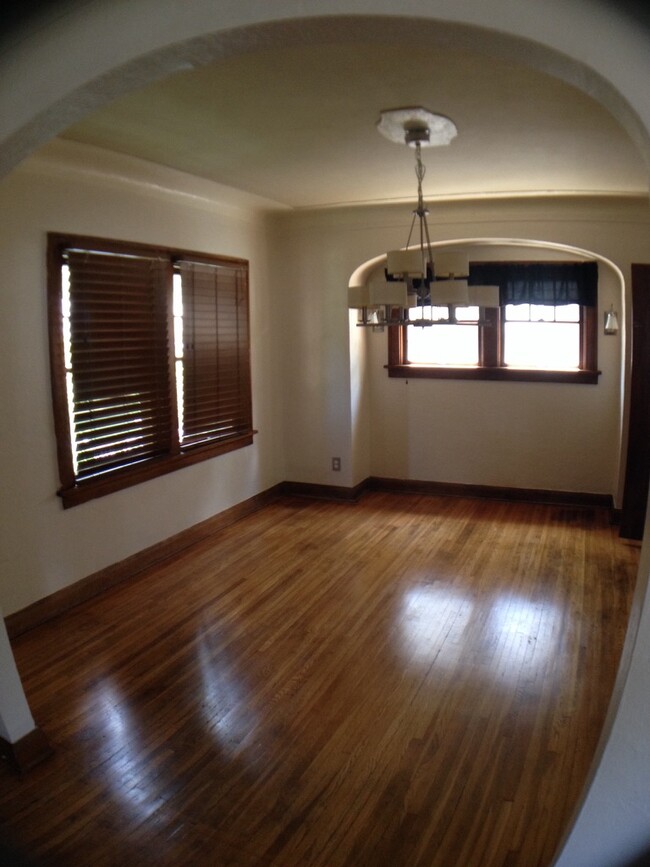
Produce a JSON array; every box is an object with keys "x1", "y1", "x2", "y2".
[{"x1": 0, "y1": 493, "x2": 639, "y2": 867}]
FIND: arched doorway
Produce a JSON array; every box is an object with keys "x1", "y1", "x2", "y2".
[{"x1": 1, "y1": 5, "x2": 650, "y2": 865}]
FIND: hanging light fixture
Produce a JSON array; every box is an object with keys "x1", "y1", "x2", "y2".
[
  {"x1": 349, "y1": 107, "x2": 499, "y2": 327},
  {"x1": 603, "y1": 304, "x2": 619, "y2": 335}
]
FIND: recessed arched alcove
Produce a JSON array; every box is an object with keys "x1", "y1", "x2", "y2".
[{"x1": 348, "y1": 236, "x2": 626, "y2": 501}]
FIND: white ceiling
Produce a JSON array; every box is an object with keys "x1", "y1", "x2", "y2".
[{"x1": 60, "y1": 41, "x2": 647, "y2": 210}]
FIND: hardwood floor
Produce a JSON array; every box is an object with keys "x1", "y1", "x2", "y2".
[{"x1": 0, "y1": 493, "x2": 639, "y2": 866}]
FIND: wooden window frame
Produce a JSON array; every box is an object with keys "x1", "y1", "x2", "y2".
[
  {"x1": 47, "y1": 233, "x2": 255, "y2": 508},
  {"x1": 387, "y1": 305, "x2": 599, "y2": 384}
]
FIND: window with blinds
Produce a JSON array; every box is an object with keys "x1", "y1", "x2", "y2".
[
  {"x1": 177, "y1": 260, "x2": 252, "y2": 451},
  {"x1": 47, "y1": 234, "x2": 254, "y2": 507}
]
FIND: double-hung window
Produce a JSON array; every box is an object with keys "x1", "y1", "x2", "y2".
[
  {"x1": 47, "y1": 234, "x2": 253, "y2": 507},
  {"x1": 388, "y1": 261, "x2": 599, "y2": 383}
]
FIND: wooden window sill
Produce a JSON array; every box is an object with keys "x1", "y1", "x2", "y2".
[
  {"x1": 58, "y1": 431, "x2": 256, "y2": 508},
  {"x1": 386, "y1": 365, "x2": 601, "y2": 384}
]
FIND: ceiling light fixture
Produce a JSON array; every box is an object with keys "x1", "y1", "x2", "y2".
[{"x1": 349, "y1": 106, "x2": 499, "y2": 328}]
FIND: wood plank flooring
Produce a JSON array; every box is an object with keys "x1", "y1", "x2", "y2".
[{"x1": 0, "y1": 493, "x2": 639, "y2": 866}]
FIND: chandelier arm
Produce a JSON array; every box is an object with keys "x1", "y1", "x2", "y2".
[
  {"x1": 404, "y1": 211, "x2": 418, "y2": 249},
  {"x1": 414, "y1": 141, "x2": 434, "y2": 291},
  {"x1": 414, "y1": 142, "x2": 426, "y2": 213},
  {"x1": 419, "y1": 210, "x2": 427, "y2": 279},
  {"x1": 422, "y1": 212, "x2": 434, "y2": 273}
]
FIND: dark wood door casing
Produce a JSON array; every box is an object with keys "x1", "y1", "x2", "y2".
[{"x1": 620, "y1": 264, "x2": 650, "y2": 540}]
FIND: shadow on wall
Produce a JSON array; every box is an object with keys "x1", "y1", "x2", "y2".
[
  {"x1": 623, "y1": 847, "x2": 650, "y2": 867},
  {"x1": 601, "y1": 0, "x2": 650, "y2": 30}
]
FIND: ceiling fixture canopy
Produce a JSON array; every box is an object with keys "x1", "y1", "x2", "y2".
[
  {"x1": 376, "y1": 106, "x2": 458, "y2": 148},
  {"x1": 349, "y1": 107, "x2": 499, "y2": 328}
]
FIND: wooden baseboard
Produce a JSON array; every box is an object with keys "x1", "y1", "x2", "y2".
[
  {"x1": 280, "y1": 477, "x2": 613, "y2": 509},
  {"x1": 610, "y1": 508, "x2": 622, "y2": 525},
  {"x1": 279, "y1": 480, "x2": 367, "y2": 501},
  {"x1": 5, "y1": 485, "x2": 283, "y2": 638},
  {"x1": 0, "y1": 727, "x2": 53, "y2": 773},
  {"x1": 4, "y1": 477, "x2": 614, "y2": 639},
  {"x1": 367, "y1": 476, "x2": 614, "y2": 509}
]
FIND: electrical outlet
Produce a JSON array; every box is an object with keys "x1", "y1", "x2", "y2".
[{"x1": 332, "y1": 457, "x2": 341, "y2": 471}]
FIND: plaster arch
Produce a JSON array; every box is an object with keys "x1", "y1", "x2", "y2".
[
  {"x1": 350, "y1": 236, "x2": 626, "y2": 288},
  {"x1": 1, "y1": 2, "x2": 650, "y2": 181}
]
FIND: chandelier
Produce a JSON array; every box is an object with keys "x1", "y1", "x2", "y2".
[{"x1": 349, "y1": 107, "x2": 499, "y2": 327}]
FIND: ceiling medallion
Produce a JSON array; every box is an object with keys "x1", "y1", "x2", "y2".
[{"x1": 376, "y1": 106, "x2": 458, "y2": 148}]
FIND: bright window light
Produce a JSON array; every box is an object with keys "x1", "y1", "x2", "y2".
[
  {"x1": 61, "y1": 265, "x2": 78, "y2": 474},
  {"x1": 173, "y1": 273, "x2": 185, "y2": 441},
  {"x1": 407, "y1": 306, "x2": 479, "y2": 365},
  {"x1": 504, "y1": 304, "x2": 580, "y2": 369}
]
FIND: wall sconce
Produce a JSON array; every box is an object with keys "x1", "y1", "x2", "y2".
[{"x1": 604, "y1": 305, "x2": 619, "y2": 335}]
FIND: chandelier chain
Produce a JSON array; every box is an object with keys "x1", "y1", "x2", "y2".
[{"x1": 414, "y1": 142, "x2": 427, "y2": 216}]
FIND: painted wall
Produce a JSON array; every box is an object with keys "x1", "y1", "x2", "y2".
[
  {"x1": 267, "y1": 217, "x2": 355, "y2": 486},
  {"x1": 0, "y1": 611, "x2": 35, "y2": 742},
  {"x1": 0, "y1": 140, "x2": 286, "y2": 617}
]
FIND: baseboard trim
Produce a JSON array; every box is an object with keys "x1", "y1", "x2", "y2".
[
  {"x1": 5, "y1": 485, "x2": 283, "y2": 638},
  {"x1": 279, "y1": 480, "x2": 367, "y2": 501},
  {"x1": 280, "y1": 476, "x2": 613, "y2": 509},
  {"x1": 610, "y1": 508, "x2": 622, "y2": 525},
  {"x1": 367, "y1": 476, "x2": 614, "y2": 508},
  {"x1": 0, "y1": 727, "x2": 53, "y2": 773},
  {"x1": 5, "y1": 477, "x2": 614, "y2": 638}
]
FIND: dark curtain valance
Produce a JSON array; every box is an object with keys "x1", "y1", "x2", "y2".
[{"x1": 468, "y1": 261, "x2": 598, "y2": 307}]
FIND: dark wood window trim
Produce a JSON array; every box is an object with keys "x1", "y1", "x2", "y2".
[
  {"x1": 387, "y1": 301, "x2": 600, "y2": 384},
  {"x1": 47, "y1": 233, "x2": 255, "y2": 508}
]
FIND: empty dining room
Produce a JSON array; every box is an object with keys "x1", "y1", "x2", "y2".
[{"x1": 3, "y1": 2, "x2": 650, "y2": 865}]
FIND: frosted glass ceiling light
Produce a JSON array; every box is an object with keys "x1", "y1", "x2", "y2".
[
  {"x1": 349, "y1": 107, "x2": 498, "y2": 328},
  {"x1": 429, "y1": 280, "x2": 469, "y2": 306},
  {"x1": 468, "y1": 285, "x2": 500, "y2": 307},
  {"x1": 434, "y1": 251, "x2": 470, "y2": 279}
]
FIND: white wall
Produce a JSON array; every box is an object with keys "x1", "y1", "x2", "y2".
[
  {"x1": 268, "y1": 215, "x2": 362, "y2": 486},
  {"x1": 349, "y1": 314, "x2": 373, "y2": 486},
  {"x1": 0, "y1": 612, "x2": 35, "y2": 742},
  {"x1": 0, "y1": 140, "x2": 286, "y2": 617}
]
